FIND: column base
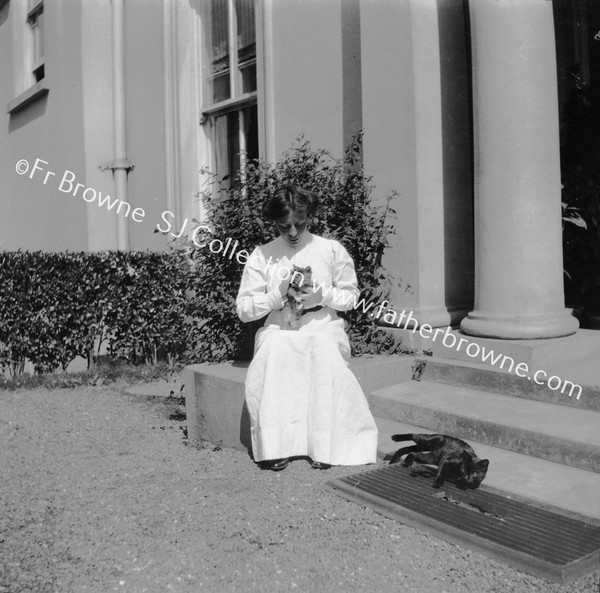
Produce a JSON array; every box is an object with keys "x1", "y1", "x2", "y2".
[
  {"x1": 460, "y1": 310, "x2": 579, "y2": 340},
  {"x1": 379, "y1": 305, "x2": 471, "y2": 331}
]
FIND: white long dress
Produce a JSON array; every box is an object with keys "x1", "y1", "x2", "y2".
[{"x1": 236, "y1": 231, "x2": 378, "y2": 465}]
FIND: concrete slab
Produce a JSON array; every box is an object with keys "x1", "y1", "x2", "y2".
[
  {"x1": 384, "y1": 327, "x2": 600, "y2": 369},
  {"x1": 370, "y1": 380, "x2": 600, "y2": 472},
  {"x1": 346, "y1": 354, "x2": 415, "y2": 393},
  {"x1": 543, "y1": 353, "x2": 600, "y2": 394},
  {"x1": 414, "y1": 356, "x2": 598, "y2": 412},
  {"x1": 430, "y1": 329, "x2": 600, "y2": 367},
  {"x1": 184, "y1": 362, "x2": 249, "y2": 450},
  {"x1": 123, "y1": 378, "x2": 186, "y2": 399},
  {"x1": 184, "y1": 355, "x2": 415, "y2": 449},
  {"x1": 375, "y1": 417, "x2": 600, "y2": 523}
]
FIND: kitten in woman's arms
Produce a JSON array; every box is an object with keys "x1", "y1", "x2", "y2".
[
  {"x1": 281, "y1": 265, "x2": 312, "y2": 330},
  {"x1": 385, "y1": 433, "x2": 489, "y2": 490}
]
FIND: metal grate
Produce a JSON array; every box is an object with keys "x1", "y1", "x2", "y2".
[{"x1": 326, "y1": 464, "x2": 600, "y2": 583}]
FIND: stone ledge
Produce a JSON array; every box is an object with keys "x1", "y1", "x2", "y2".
[
  {"x1": 384, "y1": 327, "x2": 600, "y2": 368},
  {"x1": 7, "y1": 79, "x2": 50, "y2": 114},
  {"x1": 414, "y1": 356, "x2": 600, "y2": 412},
  {"x1": 123, "y1": 378, "x2": 186, "y2": 400},
  {"x1": 184, "y1": 355, "x2": 415, "y2": 450}
]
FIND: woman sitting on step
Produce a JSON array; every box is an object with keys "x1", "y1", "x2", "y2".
[{"x1": 236, "y1": 184, "x2": 378, "y2": 471}]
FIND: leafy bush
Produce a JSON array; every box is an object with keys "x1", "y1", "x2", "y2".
[{"x1": 179, "y1": 134, "x2": 401, "y2": 362}]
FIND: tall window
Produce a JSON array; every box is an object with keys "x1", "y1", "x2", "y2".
[
  {"x1": 203, "y1": 0, "x2": 259, "y2": 188},
  {"x1": 6, "y1": 0, "x2": 49, "y2": 114},
  {"x1": 28, "y1": 0, "x2": 45, "y2": 83}
]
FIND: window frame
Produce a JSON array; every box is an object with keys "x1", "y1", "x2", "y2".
[
  {"x1": 6, "y1": 0, "x2": 49, "y2": 114},
  {"x1": 27, "y1": 0, "x2": 45, "y2": 83},
  {"x1": 201, "y1": 0, "x2": 259, "y2": 191}
]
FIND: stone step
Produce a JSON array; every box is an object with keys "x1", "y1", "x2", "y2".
[
  {"x1": 428, "y1": 328, "x2": 600, "y2": 368},
  {"x1": 374, "y1": 418, "x2": 600, "y2": 523},
  {"x1": 184, "y1": 355, "x2": 415, "y2": 448},
  {"x1": 369, "y1": 380, "x2": 600, "y2": 474},
  {"x1": 413, "y1": 355, "x2": 600, "y2": 412}
]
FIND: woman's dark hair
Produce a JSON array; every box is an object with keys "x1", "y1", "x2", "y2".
[{"x1": 262, "y1": 184, "x2": 319, "y2": 221}]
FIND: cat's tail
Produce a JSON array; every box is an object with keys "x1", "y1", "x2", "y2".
[{"x1": 391, "y1": 433, "x2": 415, "y2": 443}]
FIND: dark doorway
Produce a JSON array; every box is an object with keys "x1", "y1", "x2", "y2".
[{"x1": 554, "y1": 0, "x2": 600, "y2": 325}]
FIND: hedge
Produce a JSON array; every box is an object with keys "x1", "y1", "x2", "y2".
[
  {"x1": 0, "y1": 250, "x2": 188, "y2": 376},
  {"x1": 0, "y1": 136, "x2": 402, "y2": 376}
]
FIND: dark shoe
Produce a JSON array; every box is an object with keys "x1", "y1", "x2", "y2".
[
  {"x1": 311, "y1": 461, "x2": 332, "y2": 470},
  {"x1": 260, "y1": 458, "x2": 289, "y2": 471}
]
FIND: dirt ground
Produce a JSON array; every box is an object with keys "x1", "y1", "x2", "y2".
[{"x1": 0, "y1": 384, "x2": 598, "y2": 593}]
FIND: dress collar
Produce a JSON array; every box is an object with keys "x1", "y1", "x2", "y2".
[{"x1": 278, "y1": 231, "x2": 313, "y2": 250}]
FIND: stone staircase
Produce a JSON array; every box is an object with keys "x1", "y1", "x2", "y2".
[
  {"x1": 371, "y1": 336, "x2": 600, "y2": 521},
  {"x1": 371, "y1": 360, "x2": 600, "y2": 473},
  {"x1": 185, "y1": 329, "x2": 600, "y2": 522}
]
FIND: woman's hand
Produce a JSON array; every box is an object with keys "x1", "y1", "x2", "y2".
[
  {"x1": 275, "y1": 276, "x2": 290, "y2": 300},
  {"x1": 300, "y1": 283, "x2": 324, "y2": 310}
]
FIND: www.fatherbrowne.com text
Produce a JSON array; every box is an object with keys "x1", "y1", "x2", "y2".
[{"x1": 312, "y1": 279, "x2": 583, "y2": 401}]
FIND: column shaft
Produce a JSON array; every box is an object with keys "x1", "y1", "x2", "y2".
[{"x1": 460, "y1": 0, "x2": 578, "y2": 339}]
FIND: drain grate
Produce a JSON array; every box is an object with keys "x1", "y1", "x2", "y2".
[{"x1": 326, "y1": 464, "x2": 600, "y2": 583}]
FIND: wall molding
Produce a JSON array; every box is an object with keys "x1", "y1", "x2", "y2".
[{"x1": 163, "y1": 0, "x2": 182, "y2": 223}]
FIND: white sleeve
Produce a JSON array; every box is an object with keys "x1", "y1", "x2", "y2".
[
  {"x1": 319, "y1": 241, "x2": 360, "y2": 312},
  {"x1": 236, "y1": 247, "x2": 285, "y2": 322}
]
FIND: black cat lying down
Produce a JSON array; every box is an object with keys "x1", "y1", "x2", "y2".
[{"x1": 384, "y1": 433, "x2": 489, "y2": 490}]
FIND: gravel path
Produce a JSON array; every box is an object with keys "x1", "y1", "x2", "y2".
[{"x1": 0, "y1": 384, "x2": 597, "y2": 593}]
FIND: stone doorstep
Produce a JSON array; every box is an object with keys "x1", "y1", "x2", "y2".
[
  {"x1": 184, "y1": 355, "x2": 416, "y2": 449},
  {"x1": 375, "y1": 417, "x2": 600, "y2": 524},
  {"x1": 183, "y1": 356, "x2": 600, "y2": 521},
  {"x1": 369, "y1": 380, "x2": 600, "y2": 474},
  {"x1": 184, "y1": 355, "x2": 600, "y2": 469},
  {"x1": 413, "y1": 356, "x2": 600, "y2": 413},
  {"x1": 384, "y1": 327, "x2": 600, "y2": 369}
]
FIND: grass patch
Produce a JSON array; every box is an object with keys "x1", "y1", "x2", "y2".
[{"x1": 0, "y1": 357, "x2": 182, "y2": 391}]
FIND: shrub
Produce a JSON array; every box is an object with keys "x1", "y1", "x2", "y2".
[
  {"x1": 179, "y1": 134, "x2": 401, "y2": 362},
  {"x1": 0, "y1": 251, "x2": 188, "y2": 375}
]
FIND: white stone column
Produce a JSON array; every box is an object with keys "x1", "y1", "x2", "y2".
[{"x1": 460, "y1": 0, "x2": 579, "y2": 339}]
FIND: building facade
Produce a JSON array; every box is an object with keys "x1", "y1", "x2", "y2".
[{"x1": 0, "y1": 0, "x2": 594, "y2": 338}]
